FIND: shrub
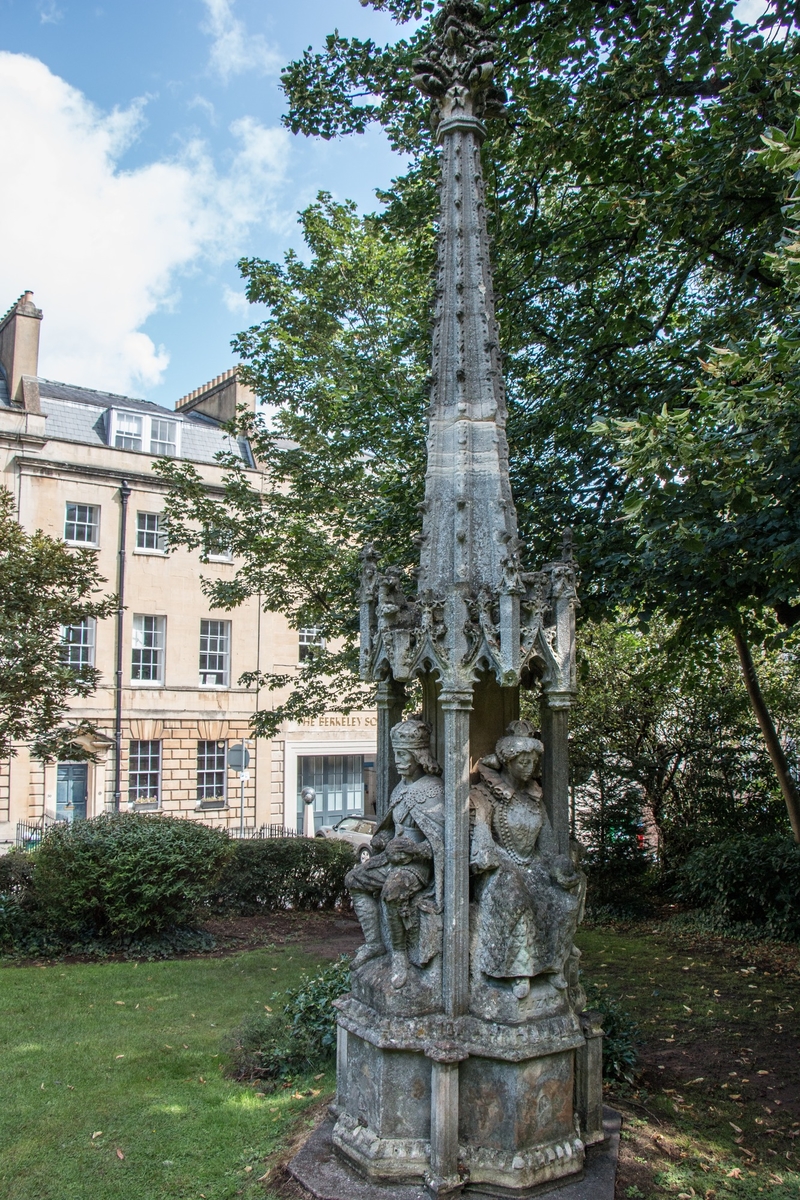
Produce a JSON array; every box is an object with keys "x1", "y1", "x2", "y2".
[
  {"x1": 211, "y1": 837, "x2": 354, "y2": 914},
  {"x1": 31, "y1": 813, "x2": 233, "y2": 940},
  {"x1": 226, "y1": 957, "x2": 350, "y2": 1085},
  {"x1": 0, "y1": 849, "x2": 35, "y2": 899},
  {"x1": 675, "y1": 834, "x2": 800, "y2": 942},
  {"x1": 585, "y1": 985, "x2": 641, "y2": 1084}
]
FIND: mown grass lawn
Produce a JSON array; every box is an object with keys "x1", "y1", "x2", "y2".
[
  {"x1": 1, "y1": 921, "x2": 797, "y2": 1200},
  {"x1": 0, "y1": 948, "x2": 331, "y2": 1200},
  {"x1": 577, "y1": 925, "x2": 800, "y2": 1200}
]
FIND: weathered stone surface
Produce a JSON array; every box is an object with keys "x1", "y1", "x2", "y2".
[
  {"x1": 469, "y1": 725, "x2": 586, "y2": 1025},
  {"x1": 288, "y1": 1108, "x2": 621, "y2": 1200},
  {"x1": 299, "y1": 3, "x2": 603, "y2": 1194},
  {"x1": 347, "y1": 718, "x2": 445, "y2": 1014}
]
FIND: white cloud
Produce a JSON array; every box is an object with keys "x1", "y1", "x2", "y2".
[
  {"x1": 0, "y1": 52, "x2": 290, "y2": 394},
  {"x1": 38, "y1": 1, "x2": 64, "y2": 25},
  {"x1": 201, "y1": 0, "x2": 280, "y2": 83},
  {"x1": 222, "y1": 285, "x2": 251, "y2": 316}
]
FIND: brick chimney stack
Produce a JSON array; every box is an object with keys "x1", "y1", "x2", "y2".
[
  {"x1": 175, "y1": 367, "x2": 255, "y2": 425},
  {"x1": 0, "y1": 292, "x2": 43, "y2": 411}
]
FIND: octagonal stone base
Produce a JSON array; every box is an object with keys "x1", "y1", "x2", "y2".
[
  {"x1": 324, "y1": 999, "x2": 592, "y2": 1195},
  {"x1": 289, "y1": 1108, "x2": 620, "y2": 1200}
]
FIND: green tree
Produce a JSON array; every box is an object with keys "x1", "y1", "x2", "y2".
[
  {"x1": 0, "y1": 487, "x2": 114, "y2": 760},
  {"x1": 281, "y1": 0, "x2": 800, "y2": 585},
  {"x1": 568, "y1": 619, "x2": 797, "y2": 884},
  {"x1": 593, "y1": 121, "x2": 800, "y2": 839},
  {"x1": 161, "y1": 1, "x2": 800, "y2": 764},
  {"x1": 157, "y1": 196, "x2": 428, "y2": 733}
]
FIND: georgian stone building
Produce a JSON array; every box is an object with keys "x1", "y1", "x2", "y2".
[{"x1": 0, "y1": 292, "x2": 376, "y2": 847}]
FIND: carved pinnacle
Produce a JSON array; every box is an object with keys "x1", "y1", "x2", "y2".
[{"x1": 412, "y1": 0, "x2": 506, "y2": 128}]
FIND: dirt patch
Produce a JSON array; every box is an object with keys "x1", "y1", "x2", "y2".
[
  {"x1": 577, "y1": 923, "x2": 800, "y2": 1200},
  {"x1": 201, "y1": 910, "x2": 363, "y2": 961},
  {"x1": 3, "y1": 909, "x2": 364, "y2": 968}
]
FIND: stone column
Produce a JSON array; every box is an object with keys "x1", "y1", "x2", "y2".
[
  {"x1": 422, "y1": 688, "x2": 471, "y2": 1200},
  {"x1": 575, "y1": 1011, "x2": 605, "y2": 1146},
  {"x1": 440, "y1": 688, "x2": 472, "y2": 1020},
  {"x1": 426, "y1": 1044, "x2": 468, "y2": 1198},
  {"x1": 541, "y1": 691, "x2": 572, "y2": 856},
  {"x1": 375, "y1": 676, "x2": 406, "y2": 821}
]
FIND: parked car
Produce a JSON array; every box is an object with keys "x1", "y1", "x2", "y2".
[{"x1": 316, "y1": 816, "x2": 377, "y2": 862}]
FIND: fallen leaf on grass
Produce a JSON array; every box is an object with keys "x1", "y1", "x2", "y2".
[
  {"x1": 114, "y1": 1001, "x2": 125, "y2": 1006},
  {"x1": 116, "y1": 1149, "x2": 124, "y2": 1160},
  {"x1": 314, "y1": 1073, "x2": 324, "y2": 1081},
  {"x1": 115, "y1": 1055, "x2": 125, "y2": 1060},
  {"x1": 769, "y1": 1176, "x2": 784, "y2": 1186},
  {"x1": 257, "y1": 1173, "x2": 270, "y2": 1183},
  {"x1": 727, "y1": 1169, "x2": 743, "y2": 1179},
  {"x1": 92, "y1": 1132, "x2": 103, "y2": 1139},
  {"x1": 198, "y1": 1077, "x2": 207, "y2": 1085},
  {"x1": 264, "y1": 1005, "x2": 272, "y2": 1012},
  {"x1": 730, "y1": 1123, "x2": 743, "y2": 1134}
]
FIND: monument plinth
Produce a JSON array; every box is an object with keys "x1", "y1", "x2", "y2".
[{"x1": 292, "y1": 3, "x2": 606, "y2": 1196}]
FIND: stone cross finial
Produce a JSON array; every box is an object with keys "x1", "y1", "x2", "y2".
[{"x1": 412, "y1": 0, "x2": 506, "y2": 133}]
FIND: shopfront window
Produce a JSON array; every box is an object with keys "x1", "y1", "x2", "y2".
[{"x1": 297, "y1": 755, "x2": 364, "y2": 832}]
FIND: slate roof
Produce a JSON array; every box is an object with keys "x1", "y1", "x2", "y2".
[{"x1": 35, "y1": 378, "x2": 254, "y2": 468}]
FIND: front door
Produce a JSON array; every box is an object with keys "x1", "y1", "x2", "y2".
[{"x1": 56, "y1": 763, "x2": 88, "y2": 822}]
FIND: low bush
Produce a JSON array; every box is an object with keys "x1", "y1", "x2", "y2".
[
  {"x1": 211, "y1": 837, "x2": 354, "y2": 915},
  {"x1": 31, "y1": 813, "x2": 233, "y2": 940},
  {"x1": 585, "y1": 985, "x2": 641, "y2": 1084},
  {"x1": 226, "y1": 957, "x2": 350, "y2": 1086},
  {"x1": 675, "y1": 834, "x2": 800, "y2": 942},
  {"x1": 0, "y1": 849, "x2": 35, "y2": 898}
]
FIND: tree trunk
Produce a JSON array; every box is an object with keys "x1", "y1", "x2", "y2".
[{"x1": 733, "y1": 625, "x2": 800, "y2": 843}]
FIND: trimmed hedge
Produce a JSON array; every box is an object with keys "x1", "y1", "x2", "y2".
[
  {"x1": 211, "y1": 837, "x2": 354, "y2": 914},
  {"x1": 31, "y1": 813, "x2": 233, "y2": 939},
  {"x1": 675, "y1": 834, "x2": 800, "y2": 941}
]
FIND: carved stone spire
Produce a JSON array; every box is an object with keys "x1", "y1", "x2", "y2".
[{"x1": 413, "y1": 1, "x2": 517, "y2": 599}]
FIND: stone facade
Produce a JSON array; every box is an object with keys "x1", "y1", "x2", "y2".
[{"x1": 0, "y1": 293, "x2": 376, "y2": 846}]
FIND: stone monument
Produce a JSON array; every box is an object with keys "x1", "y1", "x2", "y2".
[{"x1": 291, "y1": 2, "x2": 606, "y2": 1197}]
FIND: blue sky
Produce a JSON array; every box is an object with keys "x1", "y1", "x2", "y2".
[{"x1": 0, "y1": 1, "x2": 419, "y2": 406}]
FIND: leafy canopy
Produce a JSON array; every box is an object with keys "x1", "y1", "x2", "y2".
[{"x1": 161, "y1": 1, "x2": 800, "y2": 730}]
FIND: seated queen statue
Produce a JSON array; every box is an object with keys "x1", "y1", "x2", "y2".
[
  {"x1": 470, "y1": 721, "x2": 585, "y2": 1004},
  {"x1": 346, "y1": 717, "x2": 445, "y2": 991}
]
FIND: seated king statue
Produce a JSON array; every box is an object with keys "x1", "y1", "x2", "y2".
[{"x1": 346, "y1": 718, "x2": 445, "y2": 991}]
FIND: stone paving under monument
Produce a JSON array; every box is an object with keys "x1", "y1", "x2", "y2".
[{"x1": 290, "y1": 2, "x2": 615, "y2": 1196}]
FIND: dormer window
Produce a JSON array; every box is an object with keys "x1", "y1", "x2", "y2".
[
  {"x1": 150, "y1": 418, "x2": 177, "y2": 456},
  {"x1": 109, "y1": 410, "x2": 181, "y2": 457},
  {"x1": 114, "y1": 411, "x2": 143, "y2": 451}
]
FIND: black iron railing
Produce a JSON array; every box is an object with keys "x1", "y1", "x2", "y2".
[
  {"x1": 15, "y1": 812, "x2": 63, "y2": 850},
  {"x1": 228, "y1": 823, "x2": 299, "y2": 840}
]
